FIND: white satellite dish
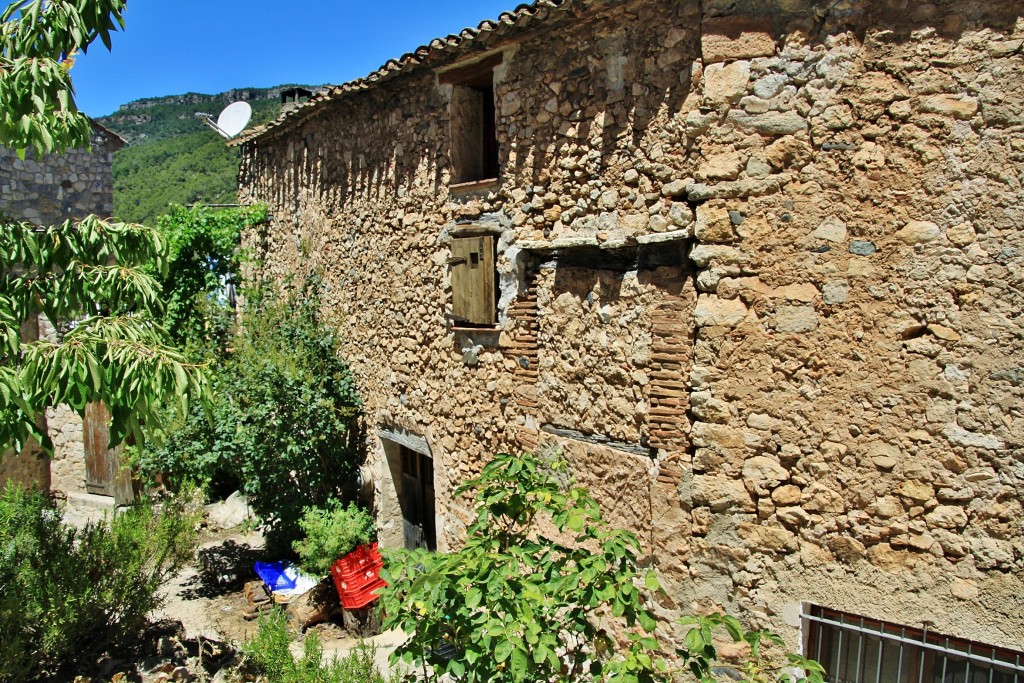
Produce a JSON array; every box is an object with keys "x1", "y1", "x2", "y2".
[{"x1": 195, "y1": 101, "x2": 252, "y2": 139}]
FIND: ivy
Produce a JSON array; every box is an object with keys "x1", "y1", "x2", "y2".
[{"x1": 154, "y1": 203, "x2": 268, "y2": 346}]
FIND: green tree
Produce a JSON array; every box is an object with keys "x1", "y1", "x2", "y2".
[
  {"x1": 1, "y1": 0, "x2": 209, "y2": 454},
  {"x1": 1, "y1": 0, "x2": 124, "y2": 157}
]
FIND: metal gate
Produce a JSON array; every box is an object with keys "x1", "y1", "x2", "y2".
[{"x1": 804, "y1": 606, "x2": 1023, "y2": 683}]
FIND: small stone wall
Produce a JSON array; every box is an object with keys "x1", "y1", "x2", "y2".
[{"x1": 239, "y1": 0, "x2": 1024, "y2": 651}]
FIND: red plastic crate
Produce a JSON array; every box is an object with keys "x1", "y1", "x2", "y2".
[
  {"x1": 333, "y1": 543, "x2": 381, "y2": 575},
  {"x1": 332, "y1": 563, "x2": 383, "y2": 594},
  {"x1": 331, "y1": 557, "x2": 383, "y2": 584},
  {"x1": 339, "y1": 578, "x2": 387, "y2": 610},
  {"x1": 330, "y1": 543, "x2": 386, "y2": 609}
]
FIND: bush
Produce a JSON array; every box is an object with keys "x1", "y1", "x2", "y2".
[
  {"x1": 243, "y1": 610, "x2": 398, "y2": 683},
  {"x1": 136, "y1": 276, "x2": 364, "y2": 549},
  {"x1": 380, "y1": 451, "x2": 661, "y2": 683},
  {"x1": 0, "y1": 486, "x2": 199, "y2": 682},
  {"x1": 379, "y1": 451, "x2": 825, "y2": 683},
  {"x1": 294, "y1": 501, "x2": 376, "y2": 576}
]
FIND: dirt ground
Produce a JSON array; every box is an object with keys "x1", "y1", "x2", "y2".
[{"x1": 60, "y1": 496, "x2": 404, "y2": 682}]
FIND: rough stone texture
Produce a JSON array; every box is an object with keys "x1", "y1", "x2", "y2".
[
  {"x1": 238, "y1": 0, "x2": 1024, "y2": 653},
  {"x1": 0, "y1": 124, "x2": 122, "y2": 495}
]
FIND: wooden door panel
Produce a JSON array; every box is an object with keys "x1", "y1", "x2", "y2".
[
  {"x1": 451, "y1": 235, "x2": 495, "y2": 326},
  {"x1": 83, "y1": 402, "x2": 133, "y2": 504}
]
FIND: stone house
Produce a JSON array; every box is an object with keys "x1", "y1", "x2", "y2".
[
  {"x1": 0, "y1": 121, "x2": 133, "y2": 501},
  {"x1": 233, "y1": 0, "x2": 1024, "y2": 669}
]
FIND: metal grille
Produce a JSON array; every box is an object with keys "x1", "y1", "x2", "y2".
[{"x1": 803, "y1": 606, "x2": 1023, "y2": 683}]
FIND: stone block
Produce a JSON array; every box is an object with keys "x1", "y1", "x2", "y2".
[
  {"x1": 771, "y1": 484, "x2": 802, "y2": 505},
  {"x1": 822, "y1": 280, "x2": 849, "y2": 305},
  {"x1": 692, "y1": 474, "x2": 755, "y2": 512},
  {"x1": 774, "y1": 305, "x2": 818, "y2": 333},
  {"x1": 921, "y1": 95, "x2": 979, "y2": 120},
  {"x1": 946, "y1": 223, "x2": 976, "y2": 246},
  {"x1": 738, "y1": 522, "x2": 796, "y2": 553},
  {"x1": 694, "y1": 204, "x2": 739, "y2": 243},
  {"x1": 701, "y1": 17, "x2": 777, "y2": 63},
  {"x1": 703, "y1": 61, "x2": 751, "y2": 105},
  {"x1": 812, "y1": 218, "x2": 847, "y2": 243},
  {"x1": 694, "y1": 295, "x2": 748, "y2": 327},
  {"x1": 896, "y1": 220, "x2": 940, "y2": 245},
  {"x1": 925, "y1": 505, "x2": 968, "y2": 530},
  {"x1": 741, "y1": 456, "x2": 789, "y2": 496},
  {"x1": 727, "y1": 110, "x2": 807, "y2": 136},
  {"x1": 942, "y1": 424, "x2": 1004, "y2": 450},
  {"x1": 764, "y1": 136, "x2": 812, "y2": 170},
  {"x1": 698, "y1": 150, "x2": 745, "y2": 181}
]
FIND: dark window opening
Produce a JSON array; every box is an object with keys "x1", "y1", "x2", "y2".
[
  {"x1": 399, "y1": 446, "x2": 435, "y2": 551},
  {"x1": 443, "y1": 53, "x2": 502, "y2": 186},
  {"x1": 804, "y1": 606, "x2": 1024, "y2": 683}
]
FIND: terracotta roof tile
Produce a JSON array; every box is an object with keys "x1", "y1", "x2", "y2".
[{"x1": 230, "y1": 0, "x2": 570, "y2": 146}]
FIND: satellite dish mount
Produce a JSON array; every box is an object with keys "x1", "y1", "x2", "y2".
[{"x1": 195, "y1": 101, "x2": 253, "y2": 139}]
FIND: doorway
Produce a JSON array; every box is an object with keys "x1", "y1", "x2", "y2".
[{"x1": 399, "y1": 446, "x2": 436, "y2": 551}]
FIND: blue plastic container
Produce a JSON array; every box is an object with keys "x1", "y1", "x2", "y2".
[{"x1": 254, "y1": 561, "x2": 298, "y2": 592}]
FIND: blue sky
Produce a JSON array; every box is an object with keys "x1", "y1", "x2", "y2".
[{"x1": 73, "y1": 0, "x2": 518, "y2": 117}]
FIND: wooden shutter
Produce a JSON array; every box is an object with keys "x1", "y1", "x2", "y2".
[{"x1": 451, "y1": 235, "x2": 496, "y2": 326}]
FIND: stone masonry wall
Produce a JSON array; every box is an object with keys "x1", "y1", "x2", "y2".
[
  {"x1": 0, "y1": 126, "x2": 122, "y2": 495},
  {"x1": 239, "y1": 0, "x2": 1024, "y2": 651}
]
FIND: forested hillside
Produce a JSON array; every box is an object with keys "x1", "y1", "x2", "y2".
[{"x1": 97, "y1": 86, "x2": 313, "y2": 225}]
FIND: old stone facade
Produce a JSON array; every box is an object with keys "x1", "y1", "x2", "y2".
[
  {"x1": 0, "y1": 123, "x2": 124, "y2": 495},
  {"x1": 236, "y1": 0, "x2": 1024, "y2": 657}
]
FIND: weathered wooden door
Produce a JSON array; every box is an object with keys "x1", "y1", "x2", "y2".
[
  {"x1": 83, "y1": 402, "x2": 134, "y2": 504},
  {"x1": 451, "y1": 235, "x2": 496, "y2": 326},
  {"x1": 400, "y1": 447, "x2": 436, "y2": 551}
]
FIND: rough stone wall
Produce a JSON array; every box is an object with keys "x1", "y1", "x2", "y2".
[
  {"x1": 0, "y1": 126, "x2": 122, "y2": 495},
  {"x1": 239, "y1": 0, "x2": 1024, "y2": 652},
  {"x1": 0, "y1": 126, "x2": 120, "y2": 225}
]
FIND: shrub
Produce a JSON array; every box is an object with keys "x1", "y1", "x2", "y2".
[
  {"x1": 243, "y1": 610, "x2": 398, "y2": 683},
  {"x1": 294, "y1": 501, "x2": 376, "y2": 576},
  {"x1": 380, "y1": 451, "x2": 661, "y2": 683},
  {"x1": 379, "y1": 451, "x2": 825, "y2": 683},
  {"x1": 136, "y1": 276, "x2": 364, "y2": 548},
  {"x1": 0, "y1": 486, "x2": 199, "y2": 682}
]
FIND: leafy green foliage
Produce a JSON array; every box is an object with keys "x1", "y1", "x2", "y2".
[
  {"x1": 0, "y1": 485, "x2": 200, "y2": 682},
  {"x1": 1, "y1": 0, "x2": 211, "y2": 455},
  {"x1": 380, "y1": 451, "x2": 664, "y2": 683},
  {"x1": 135, "y1": 278, "x2": 363, "y2": 546},
  {"x1": 243, "y1": 610, "x2": 399, "y2": 683},
  {"x1": 380, "y1": 451, "x2": 825, "y2": 683},
  {"x1": 675, "y1": 614, "x2": 827, "y2": 683},
  {"x1": 0, "y1": 0, "x2": 125, "y2": 156},
  {"x1": 112, "y1": 131, "x2": 244, "y2": 225},
  {"x1": 0, "y1": 216, "x2": 210, "y2": 453},
  {"x1": 156, "y1": 203, "x2": 267, "y2": 345},
  {"x1": 294, "y1": 500, "x2": 376, "y2": 576}
]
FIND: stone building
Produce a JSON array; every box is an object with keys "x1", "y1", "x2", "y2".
[
  {"x1": 234, "y1": 0, "x2": 1024, "y2": 669},
  {"x1": 0, "y1": 121, "x2": 130, "y2": 499}
]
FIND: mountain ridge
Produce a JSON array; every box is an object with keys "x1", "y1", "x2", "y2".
[{"x1": 95, "y1": 84, "x2": 317, "y2": 224}]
